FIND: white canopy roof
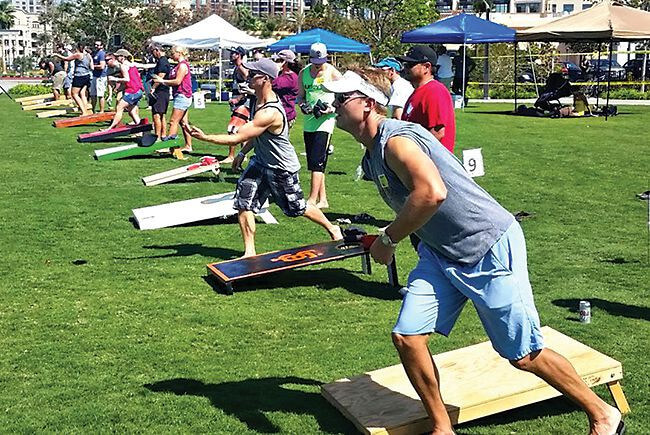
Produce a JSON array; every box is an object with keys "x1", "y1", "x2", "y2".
[{"x1": 151, "y1": 14, "x2": 274, "y2": 50}]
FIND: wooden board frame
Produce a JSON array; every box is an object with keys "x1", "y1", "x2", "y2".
[
  {"x1": 321, "y1": 326, "x2": 629, "y2": 435},
  {"x1": 53, "y1": 112, "x2": 115, "y2": 128},
  {"x1": 93, "y1": 136, "x2": 181, "y2": 161},
  {"x1": 78, "y1": 119, "x2": 151, "y2": 143},
  {"x1": 142, "y1": 160, "x2": 220, "y2": 186},
  {"x1": 22, "y1": 99, "x2": 74, "y2": 111}
]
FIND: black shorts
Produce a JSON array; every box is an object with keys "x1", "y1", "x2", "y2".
[
  {"x1": 72, "y1": 75, "x2": 91, "y2": 89},
  {"x1": 234, "y1": 159, "x2": 306, "y2": 217},
  {"x1": 149, "y1": 89, "x2": 170, "y2": 115},
  {"x1": 304, "y1": 131, "x2": 331, "y2": 172}
]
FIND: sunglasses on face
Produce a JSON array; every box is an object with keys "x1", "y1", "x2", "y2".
[
  {"x1": 335, "y1": 92, "x2": 365, "y2": 106},
  {"x1": 403, "y1": 61, "x2": 423, "y2": 69}
]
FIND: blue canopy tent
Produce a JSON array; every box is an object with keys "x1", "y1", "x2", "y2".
[
  {"x1": 268, "y1": 28, "x2": 371, "y2": 56},
  {"x1": 401, "y1": 14, "x2": 516, "y2": 108}
]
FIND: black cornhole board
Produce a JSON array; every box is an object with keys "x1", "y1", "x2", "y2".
[
  {"x1": 77, "y1": 118, "x2": 152, "y2": 143},
  {"x1": 206, "y1": 235, "x2": 399, "y2": 295}
]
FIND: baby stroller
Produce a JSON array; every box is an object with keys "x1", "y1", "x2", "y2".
[{"x1": 534, "y1": 73, "x2": 573, "y2": 113}]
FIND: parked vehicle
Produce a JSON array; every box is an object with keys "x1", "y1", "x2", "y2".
[
  {"x1": 558, "y1": 61, "x2": 585, "y2": 81},
  {"x1": 586, "y1": 59, "x2": 626, "y2": 81},
  {"x1": 623, "y1": 58, "x2": 650, "y2": 80}
]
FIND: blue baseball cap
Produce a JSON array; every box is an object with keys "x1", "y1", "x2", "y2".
[{"x1": 373, "y1": 57, "x2": 403, "y2": 72}]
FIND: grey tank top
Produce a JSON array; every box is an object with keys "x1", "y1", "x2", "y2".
[
  {"x1": 362, "y1": 119, "x2": 514, "y2": 265},
  {"x1": 74, "y1": 53, "x2": 92, "y2": 77},
  {"x1": 250, "y1": 99, "x2": 301, "y2": 173}
]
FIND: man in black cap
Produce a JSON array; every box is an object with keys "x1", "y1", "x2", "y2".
[
  {"x1": 398, "y1": 45, "x2": 456, "y2": 154},
  {"x1": 187, "y1": 58, "x2": 342, "y2": 257}
]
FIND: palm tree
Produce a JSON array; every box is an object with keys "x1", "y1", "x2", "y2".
[{"x1": 0, "y1": 0, "x2": 16, "y2": 30}]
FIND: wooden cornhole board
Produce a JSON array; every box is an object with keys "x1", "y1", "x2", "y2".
[
  {"x1": 53, "y1": 111, "x2": 115, "y2": 128},
  {"x1": 142, "y1": 157, "x2": 221, "y2": 186},
  {"x1": 16, "y1": 93, "x2": 54, "y2": 103},
  {"x1": 37, "y1": 107, "x2": 79, "y2": 118},
  {"x1": 322, "y1": 326, "x2": 629, "y2": 435},
  {"x1": 22, "y1": 99, "x2": 74, "y2": 111},
  {"x1": 78, "y1": 118, "x2": 151, "y2": 143},
  {"x1": 93, "y1": 135, "x2": 180, "y2": 161},
  {"x1": 132, "y1": 191, "x2": 277, "y2": 230}
]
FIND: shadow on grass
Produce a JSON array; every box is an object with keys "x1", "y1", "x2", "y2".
[
  {"x1": 114, "y1": 244, "x2": 241, "y2": 261},
  {"x1": 204, "y1": 268, "x2": 402, "y2": 301},
  {"x1": 552, "y1": 298, "x2": 650, "y2": 321},
  {"x1": 144, "y1": 376, "x2": 357, "y2": 434},
  {"x1": 455, "y1": 396, "x2": 577, "y2": 434},
  {"x1": 324, "y1": 212, "x2": 392, "y2": 228}
]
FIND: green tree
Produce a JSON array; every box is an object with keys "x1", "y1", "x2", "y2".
[
  {"x1": 0, "y1": 0, "x2": 16, "y2": 29},
  {"x1": 234, "y1": 5, "x2": 260, "y2": 32}
]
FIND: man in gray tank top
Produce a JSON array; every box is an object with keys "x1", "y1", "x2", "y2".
[
  {"x1": 322, "y1": 69, "x2": 624, "y2": 435},
  {"x1": 188, "y1": 58, "x2": 342, "y2": 257}
]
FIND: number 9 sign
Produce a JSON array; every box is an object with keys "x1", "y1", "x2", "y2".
[{"x1": 462, "y1": 148, "x2": 485, "y2": 178}]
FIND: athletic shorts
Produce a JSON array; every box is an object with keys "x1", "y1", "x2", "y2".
[
  {"x1": 173, "y1": 93, "x2": 192, "y2": 111},
  {"x1": 304, "y1": 131, "x2": 331, "y2": 172},
  {"x1": 234, "y1": 159, "x2": 306, "y2": 217},
  {"x1": 52, "y1": 71, "x2": 66, "y2": 91},
  {"x1": 393, "y1": 222, "x2": 545, "y2": 361},
  {"x1": 63, "y1": 75, "x2": 72, "y2": 89},
  {"x1": 72, "y1": 75, "x2": 91, "y2": 89},
  {"x1": 149, "y1": 89, "x2": 170, "y2": 115},
  {"x1": 122, "y1": 89, "x2": 143, "y2": 106},
  {"x1": 90, "y1": 76, "x2": 107, "y2": 97}
]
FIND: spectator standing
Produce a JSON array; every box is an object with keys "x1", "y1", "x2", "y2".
[
  {"x1": 451, "y1": 46, "x2": 475, "y2": 106},
  {"x1": 148, "y1": 43, "x2": 171, "y2": 141},
  {"x1": 435, "y1": 46, "x2": 454, "y2": 90},
  {"x1": 271, "y1": 49, "x2": 300, "y2": 128},
  {"x1": 53, "y1": 43, "x2": 93, "y2": 116},
  {"x1": 374, "y1": 57, "x2": 414, "y2": 119},
  {"x1": 223, "y1": 46, "x2": 251, "y2": 164},
  {"x1": 39, "y1": 58, "x2": 66, "y2": 100},
  {"x1": 91, "y1": 40, "x2": 108, "y2": 113},
  {"x1": 297, "y1": 42, "x2": 342, "y2": 209},
  {"x1": 399, "y1": 45, "x2": 456, "y2": 154}
]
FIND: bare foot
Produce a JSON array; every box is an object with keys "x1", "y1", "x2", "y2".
[
  {"x1": 329, "y1": 225, "x2": 343, "y2": 241},
  {"x1": 590, "y1": 405, "x2": 622, "y2": 435},
  {"x1": 316, "y1": 202, "x2": 329, "y2": 210},
  {"x1": 219, "y1": 157, "x2": 234, "y2": 164},
  {"x1": 240, "y1": 252, "x2": 256, "y2": 258}
]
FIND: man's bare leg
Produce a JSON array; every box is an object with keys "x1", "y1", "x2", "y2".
[
  {"x1": 221, "y1": 145, "x2": 237, "y2": 164},
  {"x1": 392, "y1": 333, "x2": 455, "y2": 435},
  {"x1": 238, "y1": 210, "x2": 256, "y2": 257},
  {"x1": 307, "y1": 171, "x2": 325, "y2": 206},
  {"x1": 153, "y1": 113, "x2": 163, "y2": 140},
  {"x1": 317, "y1": 174, "x2": 328, "y2": 209},
  {"x1": 511, "y1": 349, "x2": 622, "y2": 435},
  {"x1": 302, "y1": 204, "x2": 342, "y2": 240}
]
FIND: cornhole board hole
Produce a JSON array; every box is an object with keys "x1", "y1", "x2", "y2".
[
  {"x1": 142, "y1": 156, "x2": 220, "y2": 186},
  {"x1": 78, "y1": 119, "x2": 151, "y2": 143},
  {"x1": 53, "y1": 111, "x2": 115, "y2": 128},
  {"x1": 22, "y1": 99, "x2": 74, "y2": 111},
  {"x1": 37, "y1": 107, "x2": 79, "y2": 118},
  {"x1": 322, "y1": 326, "x2": 630, "y2": 435},
  {"x1": 93, "y1": 135, "x2": 179, "y2": 161},
  {"x1": 206, "y1": 234, "x2": 399, "y2": 295},
  {"x1": 132, "y1": 191, "x2": 277, "y2": 231},
  {"x1": 16, "y1": 93, "x2": 54, "y2": 103}
]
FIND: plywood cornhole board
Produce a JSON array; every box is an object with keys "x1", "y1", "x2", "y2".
[
  {"x1": 132, "y1": 191, "x2": 277, "y2": 230},
  {"x1": 16, "y1": 93, "x2": 54, "y2": 103},
  {"x1": 22, "y1": 99, "x2": 75, "y2": 110},
  {"x1": 142, "y1": 157, "x2": 220, "y2": 186},
  {"x1": 53, "y1": 111, "x2": 115, "y2": 128},
  {"x1": 37, "y1": 107, "x2": 80, "y2": 118},
  {"x1": 78, "y1": 118, "x2": 151, "y2": 143},
  {"x1": 322, "y1": 326, "x2": 629, "y2": 435},
  {"x1": 93, "y1": 135, "x2": 180, "y2": 161}
]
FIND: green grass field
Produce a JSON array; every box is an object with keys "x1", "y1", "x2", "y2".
[{"x1": 0, "y1": 97, "x2": 648, "y2": 434}]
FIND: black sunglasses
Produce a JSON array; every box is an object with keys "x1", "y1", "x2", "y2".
[
  {"x1": 403, "y1": 61, "x2": 425, "y2": 69},
  {"x1": 335, "y1": 92, "x2": 365, "y2": 105}
]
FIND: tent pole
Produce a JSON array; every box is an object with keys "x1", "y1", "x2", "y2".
[
  {"x1": 462, "y1": 43, "x2": 466, "y2": 110},
  {"x1": 528, "y1": 43, "x2": 539, "y2": 98},
  {"x1": 219, "y1": 48, "x2": 223, "y2": 101},
  {"x1": 596, "y1": 43, "x2": 602, "y2": 108},
  {"x1": 514, "y1": 41, "x2": 517, "y2": 112},
  {"x1": 606, "y1": 39, "x2": 613, "y2": 121}
]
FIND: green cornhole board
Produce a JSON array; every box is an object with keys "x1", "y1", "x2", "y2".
[{"x1": 93, "y1": 135, "x2": 182, "y2": 161}]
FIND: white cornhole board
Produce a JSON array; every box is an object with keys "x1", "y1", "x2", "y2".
[
  {"x1": 193, "y1": 91, "x2": 206, "y2": 109},
  {"x1": 132, "y1": 191, "x2": 278, "y2": 230},
  {"x1": 142, "y1": 162, "x2": 220, "y2": 186},
  {"x1": 462, "y1": 148, "x2": 485, "y2": 178}
]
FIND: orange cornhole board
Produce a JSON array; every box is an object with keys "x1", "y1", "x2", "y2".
[
  {"x1": 53, "y1": 112, "x2": 115, "y2": 128},
  {"x1": 322, "y1": 326, "x2": 630, "y2": 434}
]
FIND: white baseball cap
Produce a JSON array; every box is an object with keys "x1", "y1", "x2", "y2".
[
  {"x1": 309, "y1": 42, "x2": 328, "y2": 65},
  {"x1": 322, "y1": 71, "x2": 389, "y2": 106}
]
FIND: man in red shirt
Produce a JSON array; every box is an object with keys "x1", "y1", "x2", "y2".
[{"x1": 398, "y1": 46, "x2": 456, "y2": 154}]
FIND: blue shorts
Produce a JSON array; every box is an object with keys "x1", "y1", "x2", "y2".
[
  {"x1": 393, "y1": 222, "x2": 544, "y2": 361},
  {"x1": 173, "y1": 93, "x2": 192, "y2": 111},
  {"x1": 121, "y1": 90, "x2": 143, "y2": 106}
]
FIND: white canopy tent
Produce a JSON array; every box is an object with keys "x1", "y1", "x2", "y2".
[{"x1": 152, "y1": 15, "x2": 274, "y2": 96}]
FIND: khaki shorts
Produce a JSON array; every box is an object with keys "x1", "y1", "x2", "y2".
[
  {"x1": 52, "y1": 71, "x2": 66, "y2": 91},
  {"x1": 90, "y1": 76, "x2": 107, "y2": 97}
]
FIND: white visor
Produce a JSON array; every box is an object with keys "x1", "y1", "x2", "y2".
[{"x1": 322, "y1": 71, "x2": 389, "y2": 106}]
